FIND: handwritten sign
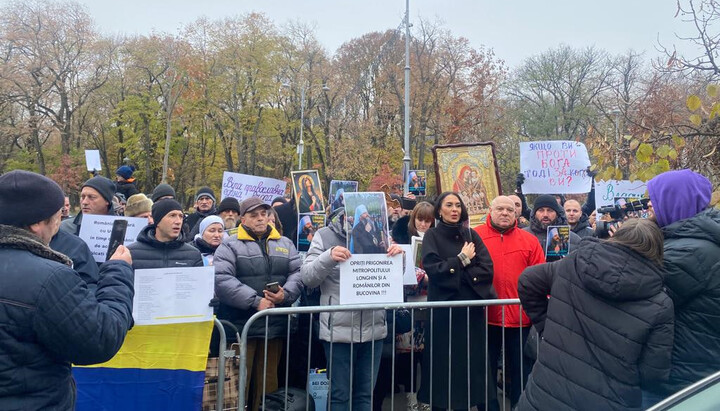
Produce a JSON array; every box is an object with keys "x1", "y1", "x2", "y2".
[
  {"x1": 84, "y1": 150, "x2": 102, "y2": 171},
  {"x1": 339, "y1": 254, "x2": 403, "y2": 305},
  {"x1": 221, "y1": 171, "x2": 286, "y2": 204},
  {"x1": 519, "y1": 141, "x2": 591, "y2": 194},
  {"x1": 133, "y1": 267, "x2": 214, "y2": 325},
  {"x1": 78, "y1": 215, "x2": 147, "y2": 262},
  {"x1": 594, "y1": 180, "x2": 648, "y2": 211}
]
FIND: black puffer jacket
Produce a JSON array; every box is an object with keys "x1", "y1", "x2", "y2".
[
  {"x1": 0, "y1": 225, "x2": 134, "y2": 411},
  {"x1": 523, "y1": 213, "x2": 582, "y2": 256},
  {"x1": 127, "y1": 225, "x2": 203, "y2": 269},
  {"x1": 50, "y1": 229, "x2": 99, "y2": 290},
  {"x1": 654, "y1": 208, "x2": 720, "y2": 395},
  {"x1": 517, "y1": 237, "x2": 674, "y2": 411},
  {"x1": 571, "y1": 214, "x2": 596, "y2": 238}
]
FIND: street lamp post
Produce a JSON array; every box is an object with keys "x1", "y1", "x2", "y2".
[
  {"x1": 610, "y1": 108, "x2": 621, "y2": 172},
  {"x1": 283, "y1": 82, "x2": 330, "y2": 171}
]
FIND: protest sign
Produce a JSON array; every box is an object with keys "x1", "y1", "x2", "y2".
[
  {"x1": 407, "y1": 170, "x2": 426, "y2": 196},
  {"x1": 339, "y1": 254, "x2": 404, "y2": 305},
  {"x1": 133, "y1": 266, "x2": 214, "y2": 326},
  {"x1": 308, "y1": 370, "x2": 329, "y2": 411},
  {"x1": 546, "y1": 225, "x2": 571, "y2": 261},
  {"x1": 399, "y1": 244, "x2": 418, "y2": 285},
  {"x1": 594, "y1": 180, "x2": 648, "y2": 211},
  {"x1": 79, "y1": 215, "x2": 147, "y2": 262},
  {"x1": 520, "y1": 140, "x2": 592, "y2": 194},
  {"x1": 292, "y1": 170, "x2": 325, "y2": 214},
  {"x1": 328, "y1": 180, "x2": 358, "y2": 211},
  {"x1": 411, "y1": 236, "x2": 423, "y2": 268},
  {"x1": 297, "y1": 214, "x2": 326, "y2": 253},
  {"x1": 344, "y1": 192, "x2": 389, "y2": 254},
  {"x1": 85, "y1": 149, "x2": 102, "y2": 171},
  {"x1": 221, "y1": 171, "x2": 286, "y2": 204}
]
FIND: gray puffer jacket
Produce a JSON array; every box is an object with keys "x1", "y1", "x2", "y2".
[
  {"x1": 301, "y1": 209, "x2": 387, "y2": 344},
  {"x1": 214, "y1": 225, "x2": 302, "y2": 339}
]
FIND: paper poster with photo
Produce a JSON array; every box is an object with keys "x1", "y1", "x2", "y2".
[
  {"x1": 292, "y1": 170, "x2": 325, "y2": 214},
  {"x1": 328, "y1": 180, "x2": 358, "y2": 212},
  {"x1": 411, "y1": 236, "x2": 423, "y2": 269},
  {"x1": 343, "y1": 192, "x2": 389, "y2": 254},
  {"x1": 407, "y1": 170, "x2": 427, "y2": 196},
  {"x1": 519, "y1": 140, "x2": 592, "y2": 194},
  {"x1": 297, "y1": 214, "x2": 326, "y2": 252},
  {"x1": 79, "y1": 215, "x2": 148, "y2": 262},
  {"x1": 545, "y1": 225, "x2": 571, "y2": 260},
  {"x1": 220, "y1": 171, "x2": 287, "y2": 204}
]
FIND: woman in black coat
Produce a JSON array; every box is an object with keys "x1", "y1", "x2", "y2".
[
  {"x1": 516, "y1": 219, "x2": 674, "y2": 411},
  {"x1": 418, "y1": 192, "x2": 497, "y2": 410}
]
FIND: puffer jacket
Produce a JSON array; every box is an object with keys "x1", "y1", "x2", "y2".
[
  {"x1": 50, "y1": 229, "x2": 99, "y2": 291},
  {"x1": 517, "y1": 237, "x2": 674, "y2": 411},
  {"x1": 571, "y1": 214, "x2": 596, "y2": 238},
  {"x1": 301, "y1": 209, "x2": 387, "y2": 343},
  {"x1": 127, "y1": 225, "x2": 203, "y2": 269},
  {"x1": 523, "y1": 213, "x2": 582, "y2": 256},
  {"x1": 214, "y1": 225, "x2": 302, "y2": 339},
  {"x1": 654, "y1": 208, "x2": 720, "y2": 395},
  {"x1": 0, "y1": 225, "x2": 134, "y2": 411},
  {"x1": 115, "y1": 179, "x2": 139, "y2": 200}
]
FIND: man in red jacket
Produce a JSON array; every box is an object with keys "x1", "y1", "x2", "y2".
[{"x1": 475, "y1": 195, "x2": 545, "y2": 409}]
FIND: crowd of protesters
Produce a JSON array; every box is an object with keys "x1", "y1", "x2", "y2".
[{"x1": 0, "y1": 162, "x2": 719, "y2": 411}]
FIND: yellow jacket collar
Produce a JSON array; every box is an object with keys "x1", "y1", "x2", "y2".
[{"x1": 236, "y1": 225, "x2": 281, "y2": 241}]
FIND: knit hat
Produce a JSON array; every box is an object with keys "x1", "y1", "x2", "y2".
[
  {"x1": 400, "y1": 197, "x2": 417, "y2": 211},
  {"x1": 151, "y1": 183, "x2": 176, "y2": 202},
  {"x1": 116, "y1": 165, "x2": 135, "y2": 180},
  {"x1": 125, "y1": 194, "x2": 153, "y2": 217},
  {"x1": 647, "y1": 169, "x2": 712, "y2": 227},
  {"x1": 0, "y1": 170, "x2": 65, "y2": 227},
  {"x1": 271, "y1": 196, "x2": 288, "y2": 205},
  {"x1": 82, "y1": 176, "x2": 116, "y2": 210},
  {"x1": 239, "y1": 197, "x2": 270, "y2": 215},
  {"x1": 198, "y1": 215, "x2": 224, "y2": 237},
  {"x1": 195, "y1": 186, "x2": 216, "y2": 203},
  {"x1": 151, "y1": 199, "x2": 183, "y2": 225},
  {"x1": 218, "y1": 197, "x2": 241, "y2": 214},
  {"x1": 532, "y1": 194, "x2": 564, "y2": 216}
]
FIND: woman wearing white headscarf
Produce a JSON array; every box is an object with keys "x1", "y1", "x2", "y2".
[{"x1": 193, "y1": 215, "x2": 225, "y2": 266}]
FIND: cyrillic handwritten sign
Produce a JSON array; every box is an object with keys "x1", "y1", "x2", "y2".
[
  {"x1": 221, "y1": 171, "x2": 286, "y2": 204},
  {"x1": 520, "y1": 141, "x2": 592, "y2": 194}
]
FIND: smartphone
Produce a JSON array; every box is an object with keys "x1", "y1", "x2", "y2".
[
  {"x1": 265, "y1": 281, "x2": 280, "y2": 293},
  {"x1": 106, "y1": 219, "x2": 128, "y2": 261}
]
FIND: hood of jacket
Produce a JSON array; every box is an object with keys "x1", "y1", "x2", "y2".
[
  {"x1": 571, "y1": 214, "x2": 591, "y2": 233},
  {"x1": 391, "y1": 214, "x2": 412, "y2": 244},
  {"x1": 647, "y1": 169, "x2": 712, "y2": 227},
  {"x1": 136, "y1": 224, "x2": 188, "y2": 249},
  {"x1": 661, "y1": 207, "x2": 720, "y2": 246},
  {"x1": 572, "y1": 237, "x2": 664, "y2": 301}
]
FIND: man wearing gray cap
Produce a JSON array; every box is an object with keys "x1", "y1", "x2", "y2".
[
  {"x1": 213, "y1": 196, "x2": 303, "y2": 410},
  {"x1": 0, "y1": 170, "x2": 135, "y2": 410}
]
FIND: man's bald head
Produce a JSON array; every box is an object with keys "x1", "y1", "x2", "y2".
[
  {"x1": 564, "y1": 199, "x2": 583, "y2": 225},
  {"x1": 508, "y1": 195, "x2": 523, "y2": 218},
  {"x1": 490, "y1": 196, "x2": 516, "y2": 229}
]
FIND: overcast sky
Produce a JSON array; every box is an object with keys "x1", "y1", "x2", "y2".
[{"x1": 17, "y1": 0, "x2": 708, "y2": 69}]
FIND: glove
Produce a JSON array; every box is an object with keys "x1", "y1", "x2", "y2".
[
  {"x1": 209, "y1": 297, "x2": 220, "y2": 308},
  {"x1": 516, "y1": 173, "x2": 525, "y2": 189},
  {"x1": 586, "y1": 166, "x2": 597, "y2": 179}
]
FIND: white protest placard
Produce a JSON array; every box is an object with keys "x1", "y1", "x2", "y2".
[
  {"x1": 399, "y1": 244, "x2": 418, "y2": 285},
  {"x1": 594, "y1": 180, "x2": 648, "y2": 211},
  {"x1": 84, "y1": 149, "x2": 102, "y2": 171},
  {"x1": 132, "y1": 266, "x2": 214, "y2": 325},
  {"x1": 520, "y1": 140, "x2": 592, "y2": 194},
  {"x1": 78, "y1": 215, "x2": 147, "y2": 262},
  {"x1": 339, "y1": 254, "x2": 404, "y2": 305},
  {"x1": 221, "y1": 171, "x2": 287, "y2": 204}
]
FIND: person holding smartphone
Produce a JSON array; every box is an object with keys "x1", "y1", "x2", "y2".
[{"x1": 213, "y1": 197, "x2": 303, "y2": 411}]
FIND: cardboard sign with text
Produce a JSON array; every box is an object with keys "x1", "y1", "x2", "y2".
[{"x1": 520, "y1": 140, "x2": 591, "y2": 194}]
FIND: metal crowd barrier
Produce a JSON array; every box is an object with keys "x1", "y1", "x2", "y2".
[{"x1": 228, "y1": 299, "x2": 528, "y2": 411}]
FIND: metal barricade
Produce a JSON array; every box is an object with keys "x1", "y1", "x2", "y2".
[
  {"x1": 208, "y1": 318, "x2": 242, "y2": 411},
  {"x1": 230, "y1": 298, "x2": 530, "y2": 411}
]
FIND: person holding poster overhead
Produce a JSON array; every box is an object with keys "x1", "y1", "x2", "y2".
[
  {"x1": 418, "y1": 192, "x2": 496, "y2": 410},
  {"x1": 0, "y1": 170, "x2": 135, "y2": 410},
  {"x1": 300, "y1": 207, "x2": 404, "y2": 411}
]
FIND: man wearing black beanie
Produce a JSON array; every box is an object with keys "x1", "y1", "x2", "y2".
[
  {"x1": 127, "y1": 199, "x2": 203, "y2": 269},
  {"x1": 523, "y1": 194, "x2": 581, "y2": 259},
  {"x1": 60, "y1": 176, "x2": 117, "y2": 236},
  {"x1": 0, "y1": 170, "x2": 134, "y2": 410}
]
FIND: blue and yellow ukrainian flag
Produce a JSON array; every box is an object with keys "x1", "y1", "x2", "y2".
[{"x1": 73, "y1": 320, "x2": 214, "y2": 411}]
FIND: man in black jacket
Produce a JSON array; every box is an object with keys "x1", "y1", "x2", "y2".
[
  {"x1": 644, "y1": 169, "x2": 720, "y2": 404},
  {"x1": 0, "y1": 170, "x2": 134, "y2": 410},
  {"x1": 186, "y1": 186, "x2": 217, "y2": 235},
  {"x1": 128, "y1": 199, "x2": 203, "y2": 269}
]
